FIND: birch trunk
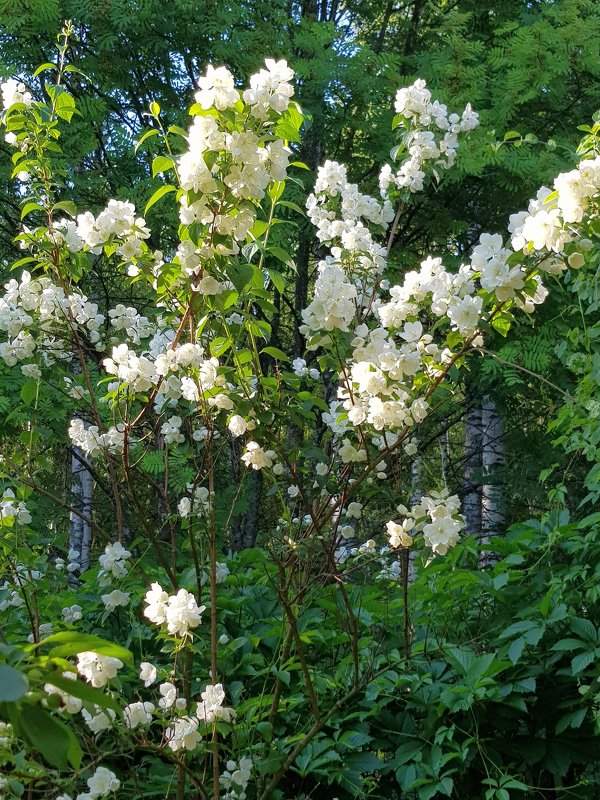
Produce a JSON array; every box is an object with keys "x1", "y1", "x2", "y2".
[
  {"x1": 480, "y1": 396, "x2": 505, "y2": 565},
  {"x1": 69, "y1": 445, "x2": 93, "y2": 572},
  {"x1": 463, "y1": 401, "x2": 483, "y2": 537}
]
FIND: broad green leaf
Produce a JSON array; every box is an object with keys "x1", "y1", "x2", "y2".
[
  {"x1": 33, "y1": 62, "x2": 56, "y2": 78},
  {"x1": 267, "y1": 268, "x2": 286, "y2": 294},
  {"x1": 152, "y1": 155, "x2": 174, "y2": 177},
  {"x1": 41, "y1": 672, "x2": 121, "y2": 714},
  {"x1": 0, "y1": 664, "x2": 28, "y2": 701},
  {"x1": 135, "y1": 128, "x2": 160, "y2": 153},
  {"x1": 21, "y1": 201, "x2": 43, "y2": 219},
  {"x1": 39, "y1": 632, "x2": 133, "y2": 666},
  {"x1": 261, "y1": 347, "x2": 290, "y2": 362},
  {"x1": 269, "y1": 246, "x2": 295, "y2": 270},
  {"x1": 145, "y1": 184, "x2": 177, "y2": 215},
  {"x1": 54, "y1": 91, "x2": 77, "y2": 122},
  {"x1": 53, "y1": 200, "x2": 77, "y2": 217},
  {"x1": 20, "y1": 380, "x2": 38, "y2": 406},
  {"x1": 19, "y1": 704, "x2": 82, "y2": 770}
]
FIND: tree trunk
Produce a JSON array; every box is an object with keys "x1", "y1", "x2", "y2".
[
  {"x1": 463, "y1": 401, "x2": 482, "y2": 538},
  {"x1": 69, "y1": 445, "x2": 93, "y2": 573},
  {"x1": 230, "y1": 438, "x2": 263, "y2": 552},
  {"x1": 480, "y1": 396, "x2": 505, "y2": 565}
]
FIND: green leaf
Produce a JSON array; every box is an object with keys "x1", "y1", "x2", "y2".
[
  {"x1": 268, "y1": 181, "x2": 285, "y2": 203},
  {"x1": 210, "y1": 337, "x2": 232, "y2": 357},
  {"x1": 507, "y1": 637, "x2": 525, "y2": 665},
  {"x1": 145, "y1": 184, "x2": 177, "y2": 215},
  {"x1": 571, "y1": 650, "x2": 596, "y2": 675},
  {"x1": 261, "y1": 347, "x2": 290, "y2": 362},
  {"x1": 135, "y1": 128, "x2": 160, "y2": 153},
  {"x1": 0, "y1": 664, "x2": 28, "y2": 701},
  {"x1": 269, "y1": 246, "x2": 295, "y2": 270},
  {"x1": 19, "y1": 704, "x2": 82, "y2": 770},
  {"x1": 54, "y1": 91, "x2": 76, "y2": 122},
  {"x1": 33, "y1": 62, "x2": 57, "y2": 78},
  {"x1": 150, "y1": 101, "x2": 160, "y2": 117},
  {"x1": 491, "y1": 315, "x2": 511, "y2": 337},
  {"x1": 228, "y1": 263, "x2": 255, "y2": 293},
  {"x1": 20, "y1": 380, "x2": 38, "y2": 406},
  {"x1": 277, "y1": 200, "x2": 306, "y2": 217},
  {"x1": 38, "y1": 632, "x2": 133, "y2": 666},
  {"x1": 152, "y1": 155, "x2": 174, "y2": 177},
  {"x1": 266, "y1": 268, "x2": 286, "y2": 294},
  {"x1": 53, "y1": 200, "x2": 77, "y2": 217},
  {"x1": 21, "y1": 201, "x2": 43, "y2": 219}
]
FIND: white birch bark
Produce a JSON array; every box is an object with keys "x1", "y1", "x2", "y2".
[
  {"x1": 69, "y1": 445, "x2": 93, "y2": 572},
  {"x1": 463, "y1": 402, "x2": 482, "y2": 537},
  {"x1": 480, "y1": 396, "x2": 505, "y2": 565}
]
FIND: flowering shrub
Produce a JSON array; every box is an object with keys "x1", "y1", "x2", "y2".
[{"x1": 1, "y1": 23, "x2": 600, "y2": 800}]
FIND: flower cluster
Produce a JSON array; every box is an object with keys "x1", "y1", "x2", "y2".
[
  {"x1": 58, "y1": 766, "x2": 120, "y2": 800},
  {"x1": 76, "y1": 652, "x2": 124, "y2": 688},
  {"x1": 1, "y1": 78, "x2": 32, "y2": 110},
  {"x1": 143, "y1": 583, "x2": 206, "y2": 636},
  {"x1": 166, "y1": 682, "x2": 235, "y2": 752},
  {"x1": 388, "y1": 79, "x2": 479, "y2": 193},
  {"x1": 387, "y1": 491, "x2": 464, "y2": 555},
  {"x1": 0, "y1": 488, "x2": 31, "y2": 525},
  {"x1": 220, "y1": 757, "x2": 253, "y2": 800}
]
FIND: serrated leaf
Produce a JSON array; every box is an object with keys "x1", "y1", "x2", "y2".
[{"x1": 571, "y1": 650, "x2": 596, "y2": 675}]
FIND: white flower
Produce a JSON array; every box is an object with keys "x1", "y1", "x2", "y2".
[
  {"x1": 86, "y1": 766, "x2": 120, "y2": 797},
  {"x1": 144, "y1": 583, "x2": 206, "y2": 637},
  {"x1": 196, "y1": 682, "x2": 236, "y2": 725},
  {"x1": 21, "y1": 363, "x2": 41, "y2": 379},
  {"x1": 228, "y1": 414, "x2": 248, "y2": 437},
  {"x1": 158, "y1": 682, "x2": 178, "y2": 710},
  {"x1": 166, "y1": 716, "x2": 200, "y2": 752},
  {"x1": 143, "y1": 582, "x2": 169, "y2": 625},
  {"x1": 101, "y1": 589, "x2": 130, "y2": 612},
  {"x1": 62, "y1": 605, "x2": 83, "y2": 623},
  {"x1": 195, "y1": 65, "x2": 239, "y2": 111},
  {"x1": 346, "y1": 502, "x2": 363, "y2": 519},
  {"x1": 76, "y1": 652, "x2": 123, "y2": 687},
  {"x1": 165, "y1": 589, "x2": 206, "y2": 636},
  {"x1": 124, "y1": 701, "x2": 155, "y2": 729},
  {"x1": 241, "y1": 441, "x2": 277, "y2": 470},
  {"x1": 81, "y1": 706, "x2": 117, "y2": 734},
  {"x1": 139, "y1": 661, "x2": 158, "y2": 687},
  {"x1": 386, "y1": 520, "x2": 413, "y2": 548}
]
